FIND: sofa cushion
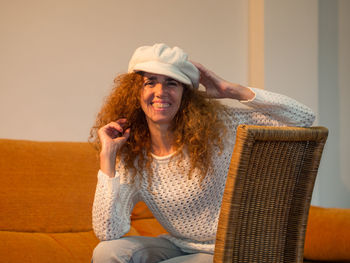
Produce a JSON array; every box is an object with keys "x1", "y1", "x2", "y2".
[
  {"x1": 131, "y1": 201, "x2": 156, "y2": 220},
  {"x1": 304, "y1": 206, "x2": 350, "y2": 262},
  {"x1": 129, "y1": 202, "x2": 168, "y2": 237},
  {"x1": 0, "y1": 139, "x2": 99, "y2": 233},
  {"x1": 131, "y1": 218, "x2": 168, "y2": 237},
  {"x1": 0, "y1": 230, "x2": 99, "y2": 263}
]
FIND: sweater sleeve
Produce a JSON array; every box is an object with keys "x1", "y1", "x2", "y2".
[
  {"x1": 223, "y1": 87, "x2": 316, "y2": 128},
  {"x1": 92, "y1": 168, "x2": 140, "y2": 241}
]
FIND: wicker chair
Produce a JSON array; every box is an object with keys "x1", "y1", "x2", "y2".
[{"x1": 214, "y1": 125, "x2": 328, "y2": 263}]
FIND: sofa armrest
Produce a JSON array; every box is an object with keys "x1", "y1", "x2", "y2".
[{"x1": 304, "y1": 206, "x2": 350, "y2": 262}]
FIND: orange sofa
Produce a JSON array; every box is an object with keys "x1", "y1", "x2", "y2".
[{"x1": 0, "y1": 139, "x2": 349, "y2": 263}]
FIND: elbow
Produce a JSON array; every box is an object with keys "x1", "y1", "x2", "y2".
[
  {"x1": 294, "y1": 109, "x2": 316, "y2": 127},
  {"x1": 92, "y1": 221, "x2": 110, "y2": 241},
  {"x1": 304, "y1": 110, "x2": 316, "y2": 127},
  {"x1": 92, "y1": 219, "x2": 130, "y2": 241},
  {"x1": 309, "y1": 112, "x2": 316, "y2": 126}
]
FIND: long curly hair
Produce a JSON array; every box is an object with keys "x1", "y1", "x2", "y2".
[{"x1": 90, "y1": 72, "x2": 227, "y2": 184}]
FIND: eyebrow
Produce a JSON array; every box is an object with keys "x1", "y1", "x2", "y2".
[
  {"x1": 144, "y1": 76, "x2": 157, "y2": 81},
  {"x1": 166, "y1": 78, "x2": 179, "y2": 82},
  {"x1": 144, "y1": 76, "x2": 179, "y2": 82}
]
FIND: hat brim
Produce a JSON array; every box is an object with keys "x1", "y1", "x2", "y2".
[{"x1": 131, "y1": 61, "x2": 194, "y2": 88}]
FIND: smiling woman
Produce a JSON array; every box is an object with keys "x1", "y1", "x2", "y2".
[
  {"x1": 140, "y1": 73, "x2": 184, "y2": 129},
  {"x1": 89, "y1": 44, "x2": 228, "y2": 184},
  {"x1": 140, "y1": 73, "x2": 184, "y2": 157},
  {"x1": 89, "y1": 43, "x2": 316, "y2": 263}
]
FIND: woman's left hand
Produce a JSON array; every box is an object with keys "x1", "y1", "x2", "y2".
[{"x1": 191, "y1": 61, "x2": 255, "y2": 101}]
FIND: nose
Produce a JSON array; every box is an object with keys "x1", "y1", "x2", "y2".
[{"x1": 154, "y1": 82, "x2": 167, "y2": 97}]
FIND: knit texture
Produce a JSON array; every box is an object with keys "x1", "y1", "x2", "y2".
[{"x1": 92, "y1": 88, "x2": 315, "y2": 253}]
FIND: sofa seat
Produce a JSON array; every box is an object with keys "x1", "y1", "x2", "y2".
[
  {"x1": 1, "y1": 231, "x2": 99, "y2": 263},
  {"x1": 0, "y1": 139, "x2": 349, "y2": 262}
]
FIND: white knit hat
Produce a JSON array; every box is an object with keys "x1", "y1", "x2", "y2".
[{"x1": 128, "y1": 43, "x2": 200, "y2": 89}]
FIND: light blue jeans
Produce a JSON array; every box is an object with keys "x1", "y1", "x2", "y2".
[{"x1": 92, "y1": 236, "x2": 213, "y2": 263}]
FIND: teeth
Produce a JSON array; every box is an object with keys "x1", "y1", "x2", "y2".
[{"x1": 152, "y1": 103, "x2": 170, "y2": 108}]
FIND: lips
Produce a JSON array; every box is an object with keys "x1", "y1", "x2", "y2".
[
  {"x1": 152, "y1": 102, "x2": 170, "y2": 108},
  {"x1": 150, "y1": 101, "x2": 171, "y2": 109}
]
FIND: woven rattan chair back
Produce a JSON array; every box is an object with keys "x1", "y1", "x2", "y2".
[{"x1": 214, "y1": 125, "x2": 328, "y2": 263}]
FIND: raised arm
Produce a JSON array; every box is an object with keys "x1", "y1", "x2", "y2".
[
  {"x1": 191, "y1": 61, "x2": 255, "y2": 101},
  {"x1": 192, "y1": 61, "x2": 315, "y2": 127},
  {"x1": 98, "y1": 119, "x2": 130, "y2": 177},
  {"x1": 92, "y1": 119, "x2": 140, "y2": 241}
]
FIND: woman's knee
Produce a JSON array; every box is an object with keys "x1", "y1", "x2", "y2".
[
  {"x1": 92, "y1": 236, "x2": 184, "y2": 263},
  {"x1": 92, "y1": 239, "x2": 133, "y2": 263}
]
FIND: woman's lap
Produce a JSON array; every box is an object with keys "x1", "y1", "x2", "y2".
[
  {"x1": 160, "y1": 253, "x2": 213, "y2": 263},
  {"x1": 92, "y1": 236, "x2": 213, "y2": 263}
]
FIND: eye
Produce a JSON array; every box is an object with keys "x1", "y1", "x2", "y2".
[
  {"x1": 167, "y1": 80, "x2": 179, "y2": 87},
  {"x1": 144, "y1": 80, "x2": 155, "y2": 87}
]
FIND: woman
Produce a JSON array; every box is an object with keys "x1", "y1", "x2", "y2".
[{"x1": 91, "y1": 43, "x2": 315, "y2": 263}]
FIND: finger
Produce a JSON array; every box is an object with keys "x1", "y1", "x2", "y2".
[
  {"x1": 189, "y1": 61, "x2": 213, "y2": 85},
  {"x1": 115, "y1": 118, "x2": 128, "y2": 124},
  {"x1": 113, "y1": 127, "x2": 131, "y2": 143},
  {"x1": 106, "y1": 122, "x2": 124, "y2": 133},
  {"x1": 115, "y1": 118, "x2": 131, "y2": 130},
  {"x1": 123, "y1": 128, "x2": 131, "y2": 140},
  {"x1": 106, "y1": 126, "x2": 122, "y2": 138},
  {"x1": 190, "y1": 60, "x2": 208, "y2": 74},
  {"x1": 190, "y1": 60, "x2": 202, "y2": 69},
  {"x1": 98, "y1": 122, "x2": 124, "y2": 140}
]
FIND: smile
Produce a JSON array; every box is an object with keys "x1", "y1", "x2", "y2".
[{"x1": 151, "y1": 102, "x2": 171, "y2": 108}]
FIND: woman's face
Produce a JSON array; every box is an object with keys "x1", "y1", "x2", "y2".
[{"x1": 140, "y1": 72, "x2": 184, "y2": 127}]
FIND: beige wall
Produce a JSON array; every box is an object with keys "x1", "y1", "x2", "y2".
[
  {"x1": 313, "y1": 0, "x2": 350, "y2": 208},
  {"x1": 0, "y1": 0, "x2": 248, "y2": 141},
  {"x1": 339, "y1": 0, "x2": 350, "y2": 197},
  {"x1": 1, "y1": 0, "x2": 349, "y2": 207},
  {"x1": 251, "y1": 0, "x2": 350, "y2": 208},
  {"x1": 264, "y1": 0, "x2": 319, "y2": 113}
]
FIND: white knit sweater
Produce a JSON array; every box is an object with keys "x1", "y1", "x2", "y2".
[{"x1": 92, "y1": 88, "x2": 315, "y2": 254}]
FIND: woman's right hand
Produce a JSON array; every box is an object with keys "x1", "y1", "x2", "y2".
[{"x1": 98, "y1": 119, "x2": 131, "y2": 177}]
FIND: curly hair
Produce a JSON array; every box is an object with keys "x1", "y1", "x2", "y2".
[{"x1": 90, "y1": 72, "x2": 227, "y2": 184}]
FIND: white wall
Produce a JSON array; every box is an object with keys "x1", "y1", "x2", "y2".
[
  {"x1": 0, "y1": 0, "x2": 248, "y2": 141},
  {"x1": 314, "y1": 0, "x2": 350, "y2": 208},
  {"x1": 263, "y1": 0, "x2": 350, "y2": 208},
  {"x1": 264, "y1": 0, "x2": 319, "y2": 114},
  {"x1": 339, "y1": 0, "x2": 350, "y2": 201},
  {"x1": 1, "y1": 0, "x2": 349, "y2": 208}
]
